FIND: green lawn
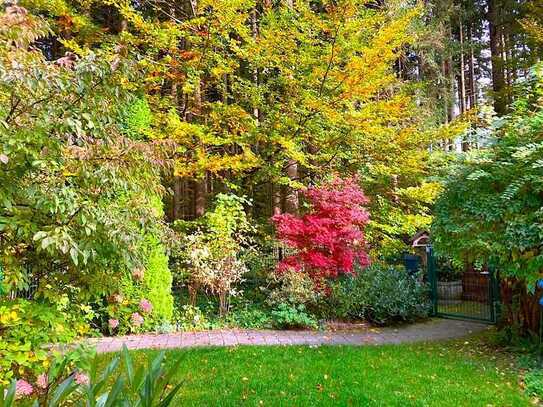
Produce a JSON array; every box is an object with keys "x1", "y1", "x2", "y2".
[{"x1": 98, "y1": 337, "x2": 530, "y2": 406}]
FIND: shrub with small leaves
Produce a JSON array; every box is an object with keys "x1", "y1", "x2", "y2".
[
  {"x1": 184, "y1": 194, "x2": 253, "y2": 317},
  {"x1": 266, "y1": 269, "x2": 325, "y2": 314},
  {"x1": 329, "y1": 263, "x2": 431, "y2": 325},
  {"x1": 270, "y1": 303, "x2": 318, "y2": 330}
]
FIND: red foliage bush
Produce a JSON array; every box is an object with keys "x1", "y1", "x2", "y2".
[{"x1": 272, "y1": 177, "x2": 370, "y2": 283}]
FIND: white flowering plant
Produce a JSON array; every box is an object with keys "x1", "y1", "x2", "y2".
[
  {"x1": 186, "y1": 232, "x2": 248, "y2": 316},
  {"x1": 184, "y1": 194, "x2": 254, "y2": 317}
]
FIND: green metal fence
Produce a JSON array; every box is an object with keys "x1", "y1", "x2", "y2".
[{"x1": 427, "y1": 245, "x2": 499, "y2": 324}]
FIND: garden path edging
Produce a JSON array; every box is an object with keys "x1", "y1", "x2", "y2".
[{"x1": 78, "y1": 319, "x2": 489, "y2": 353}]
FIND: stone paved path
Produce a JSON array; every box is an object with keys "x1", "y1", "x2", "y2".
[{"x1": 84, "y1": 319, "x2": 489, "y2": 353}]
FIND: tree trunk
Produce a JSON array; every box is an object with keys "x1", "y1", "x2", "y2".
[
  {"x1": 194, "y1": 177, "x2": 206, "y2": 217},
  {"x1": 284, "y1": 159, "x2": 299, "y2": 214},
  {"x1": 468, "y1": 25, "x2": 477, "y2": 109},
  {"x1": 170, "y1": 5, "x2": 184, "y2": 221},
  {"x1": 272, "y1": 183, "x2": 282, "y2": 216},
  {"x1": 251, "y1": 7, "x2": 260, "y2": 124},
  {"x1": 488, "y1": 0, "x2": 507, "y2": 115},
  {"x1": 460, "y1": 21, "x2": 470, "y2": 153},
  {"x1": 458, "y1": 19, "x2": 467, "y2": 115},
  {"x1": 173, "y1": 177, "x2": 182, "y2": 220},
  {"x1": 445, "y1": 25, "x2": 456, "y2": 126},
  {"x1": 188, "y1": 282, "x2": 200, "y2": 306},
  {"x1": 218, "y1": 290, "x2": 228, "y2": 317},
  {"x1": 500, "y1": 278, "x2": 541, "y2": 338}
]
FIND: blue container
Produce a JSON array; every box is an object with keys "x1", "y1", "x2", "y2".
[{"x1": 403, "y1": 254, "x2": 421, "y2": 275}]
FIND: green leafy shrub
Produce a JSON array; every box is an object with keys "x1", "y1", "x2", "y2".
[
  {"x1": 0, "y1": 346, "x2": 182, "y2": 406},
  {"x1": 431, "y1": 65, "x2": 543, "y2": 335},
  {"x1": 141, "y1": 235, "x2": 174, "y2": 324},
  {"x1": 330, "y1": 263, "x2": 430, "y2": 325},
  {"x1": 181, "y1": 194, "x2": 253, "y2": 317},
  {"x1": 120, "y1": 96, "x2": 153, "y2": 140},
  {"x1": 0, "y1": 6, "x2": 167, "y2": 304},
  {"x1": 0, "y1": 5, "x2": 173, "y2": 347},
  {"x1": 266, "y1": 270, "x2": 325, "y2": 311},
  {"x1": 173, "y1": 305, "x2": 209, "y2": 331},
  {"x1": 524, "y1": 369, "x2": 543, "y2": 399},
  {"x1": 0, "y1": 299, "x2": 94, "y2": 384},
  {"x1": 102, "y1": 196, "x2": 173, "y2": 334},
  {"x1": 270, "y1": 304, "x2": 318, "y2": 329},
  {"x1": 227, "y1": 306, "x2": 272, "y2": 329}
]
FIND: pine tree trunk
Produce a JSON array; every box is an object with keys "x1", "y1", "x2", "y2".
[
  {"x1": 251, "y1": 7, "x2": 260, "y2": 124},
  {"x1": 458, "y1": 19, "x2": 467, "y2": 115},
  {"x1": 459, "y1": 19, "x2": 469, "y2": 152},
  {"x1": 191, "y1": 0, "x2": 207, "y2": 217},
  {"x1": 468, "y1": 26, "x2": 477, "y2": 109},
  {"x1": 488, "y1": 0, "x2": 507, "y2": 115}
]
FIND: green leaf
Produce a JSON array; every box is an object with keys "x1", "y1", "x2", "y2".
[
  {"x1": 70, "y1": 247, "x2": 79, "y2": 266},
  {"x1": 104, "y1": 376, "x2": 125, "y2": 407},
  {"x1": 0, "y1": 381, "x2": 17, "y2": 407},
  {"x1": 156, "y1": 383, "x2": 183, "y2": 407},
  {"x1": 122, "y1": 345, "x2": 134, "y2": 386},
  {"x1": 49, "y1": 376, "x2": 76, "y2": 407}
]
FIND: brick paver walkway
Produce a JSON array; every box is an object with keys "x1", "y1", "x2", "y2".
[{"x1": 84, "y1": 319, "x2": 489, "y2": 353}]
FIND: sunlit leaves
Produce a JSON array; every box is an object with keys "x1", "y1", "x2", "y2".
[
  {"x1": 432, "y1": 64, "x2": 543, "y2": 283},
  {"x1": 0, "y1": 6, "x2": 166, "y2": 299}
]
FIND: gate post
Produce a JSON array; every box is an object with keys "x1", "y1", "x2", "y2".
[
  {"x1": 426, "y1": 245, "x2": 438, "y2": 316},
  {"x1": 488, "y1": 263, "x2": 501, "y2": 324}
]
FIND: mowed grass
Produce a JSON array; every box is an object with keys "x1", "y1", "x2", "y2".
[{"x1": 98, "y1": 338, "x2": 529, "y2": 406}]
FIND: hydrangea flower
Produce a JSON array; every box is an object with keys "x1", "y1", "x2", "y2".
[
  {"x1": 108, "y1": 318, "x2": 119, "y2": 329},
  {"x1": 36, "y1": 373, "x2": 48, "y2": 390},
  {"x1": 139, "y1": 299, "x2": 152, "y2": 313},
  {"x1": 15, "y1": 379, "x2": 33, "y2": 397},
  {"x1": 131, "y1": 312, "x2": 144, "y2": 327},
  {"x1": 74, "y1": 372, "x2": 90, "y2": 386}
]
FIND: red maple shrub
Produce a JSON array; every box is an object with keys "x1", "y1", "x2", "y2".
[{"x1": 272, "y1": 177, "x2": 370, "y2": 284}]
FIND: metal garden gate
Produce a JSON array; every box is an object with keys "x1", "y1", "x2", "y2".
[{"x1": 426, "y1": 245, "x2": 500, "y2": 324}]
